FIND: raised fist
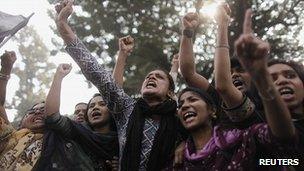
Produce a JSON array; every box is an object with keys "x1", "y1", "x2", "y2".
[
  {"x1": 182, "y1": 12, "x2": 199, "y2": 30},
  {"x1": 214, "y1": 3, "x2": 231, "y2": 24},
  {"x1": 55, "y1": 63, "x2": 72, "y2": 78},
  {"x1": 119, "y1": 35, "x2": 134, "y2": 55},
  {"x1": 1, "y1": 51, "x2": 16, "y2": 73},
  {"x1": 55, "y1": 0, "x2": 74, "y2": 23}
]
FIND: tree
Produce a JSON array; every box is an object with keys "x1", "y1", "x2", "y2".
[
  {"x1": 11, "y1": 26, "x2": 55, "y2": 122},
  {"x1": 48, "y1": 0, "x2": 304, "y2": 95}
]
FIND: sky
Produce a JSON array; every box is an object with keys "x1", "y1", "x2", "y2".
[{"x1": 0, "y1": 0, "x2": 98, "y2": 121}]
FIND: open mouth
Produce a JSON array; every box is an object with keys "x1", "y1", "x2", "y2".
[
  {"x1": 183, "y1": 111, "x2": 197, "y2": 121},
  {"x1": 232, "y1": 79, "x2": 244, "y2": 90},
  {"x1": 279, "y1": 87, "x2": 294, "y2": 99},
  {"x1": 146, "y1": 81, "x2": 157, "y2": 88},
  {"x1": 33, "y1": 117, "x2": 43, "y2": 123},
  {"x1": 91, "y1": 111, "x2": 102, "y2": 118}
]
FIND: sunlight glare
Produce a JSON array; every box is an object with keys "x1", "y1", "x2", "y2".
[{"x1": 199, "y1": 1, "x2": 225, "y2": 19}]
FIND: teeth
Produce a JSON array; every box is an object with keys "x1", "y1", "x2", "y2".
[
  {"x1": 279, "y1": 87, "x2": 293, "y2": 95},
  {"x1": 233, "y1": 80, "x2": 243, "y2": 87},
  {"x1": 147, "y1": 81, "x2": 156, "y2": 87},
  {"x1": 183, "y1": 112, "x2": 196, "y2": 121}
]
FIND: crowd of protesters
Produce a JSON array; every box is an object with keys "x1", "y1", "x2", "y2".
[{"x1": 0, "y1": 0, "x2": 303, "y2": 170}]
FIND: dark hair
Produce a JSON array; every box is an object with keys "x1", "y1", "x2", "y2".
[
  {"x1": 19, "y1": 101, "x2": 45, "y2": 129},
  {"x1": 268, "y1": 59, "x2": 304, "y2": 84},
  {"x1": 178, "y1": 87, "x2": 216, "y2": 114},
  {"x1": 268, "y1": 59, "x2": 304, "y2": 108},
  {"x1": 85, "y1": 93, "x2": 117, "y2": 131},
  {"x1": 75, "y1": 102, "x2": 87, "y2": 108},
  {"x1": 230, "y1": 57, "x2": 242, "y2": 69}
]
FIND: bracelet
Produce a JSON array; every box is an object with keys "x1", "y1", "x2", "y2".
[
  {"x1": 216, "y1": 45, "x2": 230, "y2": 49},
  {"x1": 182, "y1": 29, "x2": 194, "y2": 38},
  {"x1": 0, "y1": 73, "x2": 10, "y2": 81}
]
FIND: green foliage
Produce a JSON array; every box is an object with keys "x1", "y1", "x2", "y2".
[
  {"x1": 11, "y1": 26, "x2": 55, "y2": 122},
  {"x1": 48, "y1": 0, "x2": 303, "y2": 95}
]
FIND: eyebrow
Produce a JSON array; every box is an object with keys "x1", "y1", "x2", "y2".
[{"x1": 270, "y1": 69, "x2": 296, "y2": 75}]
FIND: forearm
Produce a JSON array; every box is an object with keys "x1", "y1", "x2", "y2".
[
  {"x1": 0, "y1": 68, "x2": 12, "y2": 123},
  {"x1": 214, "y1": 23, "x2": 243, "y2": 107},
  {"x1": 180, "y1": 36, "x2": 209, "y2": 90},
  {"x1": 253, "y1": 68, "x2": 295, "y2": 139},
  {"x1": 46, "y1": 74, "x2": 63, "y2": 116},
  {"x1": 65, "y1": 38, "x2": 134, "y2": 114},
  {"x1": 113, "y1": 51, "x2": 128, "y2": 87},
  {"x1": 56, "y1": 20, "x2": 76, "y2": 45}
]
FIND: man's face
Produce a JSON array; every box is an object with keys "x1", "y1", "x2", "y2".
[
  {"x1": 21, "y1": 102, "x2": 45, "y2": 133},
  {"x1": 141, "y1": 70, "x2": 171, "y2": 101},
  {"x1": 231, "y1": 66, "x2": 252, "y2": 93},
  {"x1": 268, "y1": 64, "x2": 304, "y2": 110},
  {"x1": 73, "y1": 103, "x2": 87, "y2": 123}
]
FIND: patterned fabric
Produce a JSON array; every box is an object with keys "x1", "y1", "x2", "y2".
[
  {"x1": 0, "y1": 116, "x2": 43, "y2": 171},
  {"x1": 222, "y1": 95, "x2": 255, "y2": 122},
  {"x1": 139, "y1": 118, "x2": 159, "y2": 170},
  {"x1": 165, "y1": 124, "x2": 297, "y2": 171},
  {"x1": 66, "y1": 37, "x2": 160, "y2": 170}
]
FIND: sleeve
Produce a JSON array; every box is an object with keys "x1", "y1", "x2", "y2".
[
  {"x1": 0, "y1": 116, "x2": 15, "y2": 153},
  {"x1": 252, "y1": 123, "x2": 298, "y2": 158},
  {"x1": 0, "y1": 116, "x2": 14, "y2": 140},
  {"x1": 45, "y1": 113, "x2": 75, "y2": 138},
  {"x1": 221, "y1": 95, "x2": 255, "y2": 122},
  {"x1": 65, "y1": 37, "x2": 136, "y2": 128}
]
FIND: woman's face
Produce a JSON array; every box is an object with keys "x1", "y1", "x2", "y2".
[
  {"x1": 87, "y1": 95, "x2": 110, "y2": 128},
  {"x1": 177, "y1": 91, "x2": 212, "y2": 131},
  {"x1": 268, "y1": 63, "x2": 304, "y2": 110},
  {"x1": 141, "y1": 70, "x2": 171, "y2": 101},
  {"x1": 74, "y1": 103, "x2": 87, "y2": 123},
  {"x1": 21, "y1": 102, "x2": 45, "y2": 132}
]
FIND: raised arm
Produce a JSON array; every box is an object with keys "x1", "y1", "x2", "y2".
[
  {"x1": 55, "y1": 1, "x2": 135, "y2": 129},
  {"x1": 45, "y1": 64, "x2": 72, "y2": 116},
  {"x1": 113, "y1": 35, "x2": 134, "y2": 87},
  {"x1": 214, "y1": 4, "x2": 243, "y2": 108},
  {"x1": 235, "y1": 9, "x2": 295, "y2": 139},
  {"x1": 169, "y1": 54, "x2": 179, "y2": 83},
  {"x1": 179, "y1": 13, "x2": 209, "y2": 90},
  {"x1": 0, "y1": 51, "x2": 16, "y2": 123}
]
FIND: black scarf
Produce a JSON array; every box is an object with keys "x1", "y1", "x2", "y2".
[
  {"x1": 37, "y1": 120, "x2": 119, "y2": 171},
  {"x1": 121, "y1": 98, "x2": 178, "y2": 171}
]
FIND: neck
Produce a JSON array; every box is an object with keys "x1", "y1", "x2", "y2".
[
  {"x1": 93, "y1": 125, "x2": 110, "y2": 134},
  {"x1": 143, "y1": 96, "x2": 165, "y2": 107},
  {"x1": 191, "y1": 125, "x2": 212, "y2": 152},
  {"x1": 290, "y1": 105, "x2": 304, "y2": 118}
]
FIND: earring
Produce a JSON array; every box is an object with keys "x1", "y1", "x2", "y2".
[{"x1": 211, "y1": 112, "x2": 217, "y2": 119}]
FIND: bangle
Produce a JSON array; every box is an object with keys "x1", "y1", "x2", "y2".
[
  {"x1": 182, "y1": 29, "x2": 194, "y2": 38},
  {"x1": 0, "y1": 73, "x2": 10, "y2": 81},
  {"x1": 216, "y1": 45, "x2": 230, "y2": 49}
]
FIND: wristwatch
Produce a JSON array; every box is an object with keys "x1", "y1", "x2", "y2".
[{"x1": 183, "y1": 29, "x2": 194, "y2": 38}]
